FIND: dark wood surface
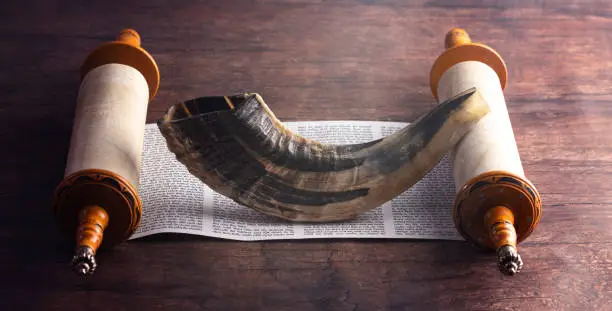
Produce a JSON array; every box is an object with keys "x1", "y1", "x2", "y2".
[{"x1": 2, "y1": 0, "x2": 611, "y2": 310}]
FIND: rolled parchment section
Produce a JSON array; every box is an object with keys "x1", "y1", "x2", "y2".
[
  {"x1": 430, "y1": 28, "x2": 542, "y2": 276},
  {"x1": 51, "y1": 29, "x2": 160, "y2": 277},
  {"x1": 64, "y1": 62, "x2": 149, "y2": 183}
]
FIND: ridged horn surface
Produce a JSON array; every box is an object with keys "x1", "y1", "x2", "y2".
[{"x1": 157, "y1": 87, "x2": 489, "y2": 222}]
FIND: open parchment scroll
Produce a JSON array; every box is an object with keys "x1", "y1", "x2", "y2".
[{"x1": 129, "y1": 121, "x2": 463, "y2": 242}]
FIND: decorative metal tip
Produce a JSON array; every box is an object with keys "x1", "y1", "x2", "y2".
[
  {"x1": 71, "y1": 245, "x2": 97, "y2": 277},
  {"x1": 497, "y1": 245, "x2": 523, "y2": 276}
]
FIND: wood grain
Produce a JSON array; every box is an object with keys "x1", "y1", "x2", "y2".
[{"x1": 1, "y1": 0, "x2": 611, "y2": 310}]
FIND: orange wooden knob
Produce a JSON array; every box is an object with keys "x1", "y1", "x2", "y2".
[
  {"x1": 116, "y1": 28, "x2": 141, "y2": 46},
  {"x1": 75, "y1": 205, "x2": 109, "y2": 254},
  {"x1": 445, "y1": 28, "x2": 471, "y2": 49},
  {"x1": 484, "y1": 206, "x2": 517, "y2": 249}
]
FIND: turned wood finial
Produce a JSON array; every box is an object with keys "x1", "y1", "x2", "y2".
[
  {"x1": 76, "y1": 205, "x2": 109, "y2": 252},
  {"x1": 484, "y1": 206, "x2": 523, "y2": 276},
  {"x1": 72, "y1": 205, "x2": 110, "y2": 277},
  {"x1": 116, "y1": 28, "x2": 141, "y2": 46},
  {"x1": 445, "y1": 28, "x2": 472, "y2": 49}
]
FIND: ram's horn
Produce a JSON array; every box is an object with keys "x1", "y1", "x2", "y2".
[{"x1": 156, "y1": 87, "x2": 489, "y2": 222}]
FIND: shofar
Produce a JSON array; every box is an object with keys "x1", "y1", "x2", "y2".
[{"x1": 157, "y1": 87, "x2": 490, "y2": 222}]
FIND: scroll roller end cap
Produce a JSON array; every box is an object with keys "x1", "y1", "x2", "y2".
[
  {"x1": 497, "y1": 245, "x2": 524, "y2": 276},
  {"x1": 71, "y1": 245, "x2": 97, "y2": 277}
]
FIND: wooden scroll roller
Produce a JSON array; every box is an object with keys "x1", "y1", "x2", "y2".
[
  {"x1": 430, "y1": 28, "x2": 543, "y2": 276},
  {"x1": 51, "y1": 29, "x2": 160, "y2": 277}
]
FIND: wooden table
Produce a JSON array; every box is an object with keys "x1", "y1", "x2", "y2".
[{"x1": 2, "y1": 0, "x2": 610, "y2": 310}]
